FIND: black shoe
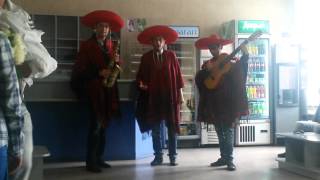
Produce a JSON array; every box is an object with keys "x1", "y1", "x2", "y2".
[
  {"x1": 169, "y1": 157, "x2": 178, "y2": 166},
  {"x1": 86, "y1": 165, "x2": 102, "y2": 173},
  {"x1": 277, "y1": 152, "x2": 286, "y2": 158},
  {"x1": 150, "y1": 156, "x2": 163, "y2": 166},
  {"x1": 210, "y1": 158, "x2": 227, "y2": 167},
  {"x1": 226, "y1": 162, "x2": 236, "y2": 171},
  {"x1": 99, "y1": 161, "x2": 111, "y2": 168}
]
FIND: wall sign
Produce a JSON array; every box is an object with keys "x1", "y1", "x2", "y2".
[
  {"x1": 127, "y1": 18, "x2": 146, "y2": 32},
  {"x1": 238, "y1": 20, "x2": 269, "y2": 34},
  {"x1": 170, "y1": 26, "x2": 199, "y2": 38}
]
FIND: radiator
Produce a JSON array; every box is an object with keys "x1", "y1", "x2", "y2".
[
  {"x1": 239, "y1": 125, "x2": 256, "y2": 143},
  {"x1": 235, "y1": 121, "x2": 271, "y2": 145}
]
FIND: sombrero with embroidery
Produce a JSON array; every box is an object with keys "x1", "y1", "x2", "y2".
[
  {"x1": 81, "y1": 10, "x2": 124, "y2": 32},
  {"x1": 137, "y1": 25, "x2": 178, "y2": 45},
  {"x1": 195, "y1": 34, "x2": 233, "y2": 49}
]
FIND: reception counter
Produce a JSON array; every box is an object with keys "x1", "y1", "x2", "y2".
[{"x1": 24, "y1": 77, "x2": 153, "y2": 161}]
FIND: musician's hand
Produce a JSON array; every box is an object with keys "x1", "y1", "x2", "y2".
[
  {"x1": 240, "y1": 44, "x2": 249, "y2": 55},
  {"x1": 139, "y1": 81, "x2": 148, "y2": 90},
  {"x1": 99, "y1": 69, "x2": 111, "y2": 78},
  {"x1": 8, "y1": 155, "x2": 22, "y2": 175},
  {"x1": 16, "y1": 61, "x2": 32, "y2": 78},
  {"x1": 179, "y1": 89, "x2": 185, "y2": 105},
  {"x1": 205, "y1": 61, "x2": 214, "y2": 70},
  {"x1": 114, "y1": 53, "x2": 120, "y2": 63},
  {"x1": 179, "y1": 96, "x2": 185, "y2": 105}
]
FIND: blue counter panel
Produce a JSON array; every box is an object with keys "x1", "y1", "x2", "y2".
[{"x1": 26, "y1": 101, "x2": 152, "y2": 161}]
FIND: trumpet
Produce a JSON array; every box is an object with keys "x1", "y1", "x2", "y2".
[{"x1": 103, "y1": 39, "x2": 122, "y2": 88}]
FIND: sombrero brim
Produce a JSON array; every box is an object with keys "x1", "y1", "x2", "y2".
[
  {"x1": 195, "y1": 37, "x2": 233, "y2": 50},
  {"x1": 81, "y1": 10, "x2": 124, "y2": 32},
  {"x1": 137, "y1": 25, "x2": 178, "y2": 45}
]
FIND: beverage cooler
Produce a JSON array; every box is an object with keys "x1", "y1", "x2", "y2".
[
  {"x1": 221, "y1": 20, "x2": 272, "y2": 145},
  {"x1": 167, "y1": 26, "x2": 200, "y2": 147},
  {"x1": 168, "y1": 39, "x2": 200, "y2": 147}
]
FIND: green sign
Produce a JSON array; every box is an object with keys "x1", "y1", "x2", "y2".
[{"x1": 238, "y1": 20, "x2": 269, "y2": 34}]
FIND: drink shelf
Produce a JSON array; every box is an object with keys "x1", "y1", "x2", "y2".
[
  {"x1": 177, "y1": 135, "x2": 200, "y2": 140},
  {"x1": 248, "y1": 98, "x2": 267, "y2": 102}
]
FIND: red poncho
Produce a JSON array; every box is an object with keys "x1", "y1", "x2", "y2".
[
  {"x1": 71, "y1": 35, "x2": 120, "y2": 127},
  {"x1": 136, "y1": 50, "x2": 184, "y2": 133},
  {"x1": 195, "y1": 54, "x2": 249, "y2": 127}
]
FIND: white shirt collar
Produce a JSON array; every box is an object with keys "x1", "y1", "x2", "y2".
[{"x1": 155, "y1": 48, "x2": 164, "y2": 55}]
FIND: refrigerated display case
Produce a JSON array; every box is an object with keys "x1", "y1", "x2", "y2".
[
  {"x1": 221, "y1": 20, "x2": 272, "y2": 145},
  {"x1": 273, "y1": 39, "x2": 301, "y2": 138},
  {"x1": 167, "y1": 39, "x2": 200, "y2": 145}
]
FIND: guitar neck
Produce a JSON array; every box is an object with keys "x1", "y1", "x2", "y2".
[
  {"x1": 220, "y1": 30, "x2": 262, "y2": 65},
  {"x1": 229, "y1": 39, "x2": 248, "y2": 58},
  {"x1": 221, "y1": 39, "x2": 248, "y2": 65}
]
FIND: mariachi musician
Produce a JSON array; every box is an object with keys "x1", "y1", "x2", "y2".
[
  {"x1": 136, "y1": 25, "x2": 184, "y2": 166},
  {"x1": 195, "y1": 34, "x2": 249, "y2": 171},
  {"x1": 71, "y1": 10, "x2": 123, "y2": 173}
]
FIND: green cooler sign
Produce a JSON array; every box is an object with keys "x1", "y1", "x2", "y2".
[{"x1": 238, "y1": 20, "x2": 269, "y2": 34}]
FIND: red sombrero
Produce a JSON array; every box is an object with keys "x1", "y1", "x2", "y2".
[
  {"x1": 81, "y1": 10, "x2": 124, "y2": 32},
  {"x1": 137, "y1": 25, "x2": 178, "y2": 45},
  {"x1": 195, "y1": 34, "x2": 233, "y2": 49}
]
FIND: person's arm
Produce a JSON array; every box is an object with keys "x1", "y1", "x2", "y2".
[
  {"x1": 74, "y1": 41, "x2": 100, "y2": 81},
  {"x1": 172, "y1": 51, "x2": 185, "y2": 104},
  {"x1": 179, "y1": 88, "x2": 185, "y2": 104},
  {"x1": 239, "y1": 45, "x2": 249, "y2": 63},
  {"x1": 136, "y1": 53, "x2": 150, "y2": 90},
  {"x1": 0, "y1": 35, "x2": 24, "y2": 173},
  {"x1": 16, "y1": 61, "x2": 32, "y2": 78},
  {"x1": 239, "y1": 44, "x2": 249, "y2": 83},
  {"x1": 237, "y1": 45, "x2": 248, "y2": 64}
]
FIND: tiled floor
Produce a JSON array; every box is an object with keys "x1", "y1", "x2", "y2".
[{"x1": 44, "y1": 146, "x2": 311, "y2": 180}]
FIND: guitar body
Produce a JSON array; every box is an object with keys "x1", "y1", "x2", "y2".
[
  {"x1": 203, "y1": 54, "x2": 233, "y2": 90},
  {"x1": 199, "y1": 30, "x2": 262, "y2": 90}
]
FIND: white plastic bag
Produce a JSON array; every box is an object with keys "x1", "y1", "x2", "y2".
[{"x1": 0, "y1": 0, "x2": 57, "y2": 79}]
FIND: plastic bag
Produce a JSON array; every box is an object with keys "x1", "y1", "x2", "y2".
[{"x1": 0, "y1": 0, "x2": 57, "y2": 79}]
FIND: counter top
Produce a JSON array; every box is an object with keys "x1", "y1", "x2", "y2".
[
  {"x1": 24, "y1": 78, "x2": 137, "y2": 102},
  {"x1": 277, "y1": 132, "x2": 320, "y2": 143}
]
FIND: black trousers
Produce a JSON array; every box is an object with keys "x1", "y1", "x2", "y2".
[{"x1": 86, "y1": 119, "x2": 106, "y2": 167}]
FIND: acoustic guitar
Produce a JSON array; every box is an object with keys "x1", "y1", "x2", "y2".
[{"x1": 202, "y1": 30, "x2": 262, "y2": 90}]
